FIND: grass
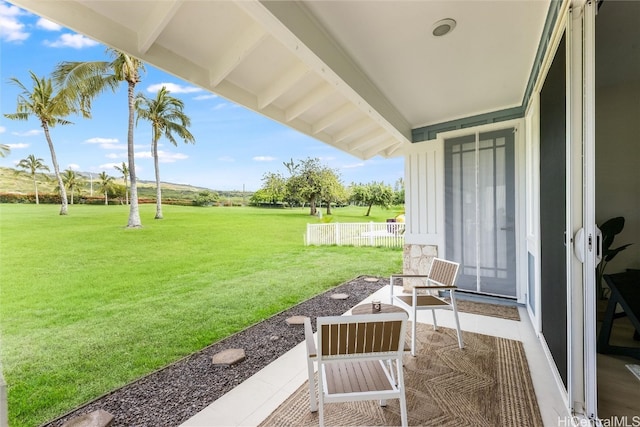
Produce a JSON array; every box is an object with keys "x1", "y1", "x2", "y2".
[{"x1": 0, "y1": 203, "x2": 402, "y2": 427}]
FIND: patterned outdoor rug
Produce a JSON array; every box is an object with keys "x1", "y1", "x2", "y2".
[
  {"x1": 260, "y1": 324, "x2": 542, "y2": 427},
  {"x1": 455, "y1": 300, "x2": 521, "y2": 321}
]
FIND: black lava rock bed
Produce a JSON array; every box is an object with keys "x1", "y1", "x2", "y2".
[{"x1": 44, "y1": 276, "x2": 386, "y2": 427}]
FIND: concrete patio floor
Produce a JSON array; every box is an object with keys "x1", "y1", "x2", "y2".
[{"x1": 181, "y1": 286, "x2": 570, "y2": 426}]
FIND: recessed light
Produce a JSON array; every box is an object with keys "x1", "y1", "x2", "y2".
[{"x1": 432, "y1": 18, "x2": 456, "y2": 37}]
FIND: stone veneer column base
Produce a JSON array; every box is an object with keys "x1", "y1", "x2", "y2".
[{"x1": 401, "y1": 244, "x2": 438, "y2": 292}]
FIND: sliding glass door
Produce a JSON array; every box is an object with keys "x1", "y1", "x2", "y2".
[{"x1": 445, "y1": 128, "x2": 517, "y2": 297}]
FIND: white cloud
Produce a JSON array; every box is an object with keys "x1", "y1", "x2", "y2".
[
  {"x1": 85, "y1": 137, "x2": 127, "y2": 151},
  {"x1": 146, "y1": 83, "x2": 202, "y2": 94},
  {"x1": 86, "y1": 137, "x2": 119, "y2": 144},
  {"x1": 98, "y1": 162, "x2": 121, "y2": 171},
  {"x1": 105, "y1": 153, "x2": 123, "y2": 159},
  {"x1": 12, "y1": 129, "x2": 42, "y2": 137},
  {"x1": 44, "y1": 33, "x2": 98, "y2": 49},
  {"x1": 253, "y1": 156, "x2": 276, "y2": 162},
  {"x1": 136, "y1": 150, "x2": 188, "y2": 163},
  {"x1": 342, "y1": 162, "x2": 365, "y2": 169},
  {"x1": 218, "y1": 156, "x2": 235, "y2": 163},
  {"x1": 6, "y1": 143, "x2": 29, "y2": 149},
  {"x1": 0, "y1": 4, "x2": 29, "y2": 42},
  {"x1": 193, "y1": 94, "x2": 218, "y2": 101},
  {"x1": 36, "y1": 18, "x2": 62, "y2": 31},
  {"x1": 67, "y1": 163, "x2": 80, "y2": 171},
  {"x1": 0, "y1": 126, "x2": 5, "y2": 133}
]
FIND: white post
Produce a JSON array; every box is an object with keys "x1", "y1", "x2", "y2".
[
  {"x1": 0, "y1": 369, "x2": 7, "y2": 427},
  {"x1": 335, "y1": 223, "x2": 341, "y2": 246},
  {"x1": 369, "y1": 221, "x2": 374, "y2": 246}
]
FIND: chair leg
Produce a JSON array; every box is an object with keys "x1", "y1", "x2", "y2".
[
  {"x1": 451, "y1": 298, "x2": 464, "y2": 349},
  {"x1": 397, "y1": 360, "x2": 408, "y2": 427},
  {"x1": 318, "y1": 367, "x2": 325, "y2": 427},
  {"x1": 431, "y1": 309, "x2": 438, "y2": 330},
  {"x1": 411, "y1": 308, "x2": 417, "y2": 356},
  {"x1": 307, "y1": 359, "x2": 317, "y2": 412}
]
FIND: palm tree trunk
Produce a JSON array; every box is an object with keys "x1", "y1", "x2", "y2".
[
  {"x1": 32, "y1": 174, "x2": 39, "y2": 204},
  {"x1": 153, "y1": 138, "x2": 163, "y2": 219},
  {"x1": 126, "y1": 81, "x2": 142, "y2": 228},
  {"x1": 125, "y1": 177, "x2": 129, "y2": 205},
  {"x1": 42, "y1": 123, "x2": 68, "y2": 215},
  {"x1": 105, "y1": 191, "x2": 108, "y2": 205}
]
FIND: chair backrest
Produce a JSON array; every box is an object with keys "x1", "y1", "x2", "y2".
[
  {"x1": 317, "y1": 313, "x2": 407, "y2": 361},
  {"x1": 428, "y1": 258, "x2": 460, "y2": 287}
]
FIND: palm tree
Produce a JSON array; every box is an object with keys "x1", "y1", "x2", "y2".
[
  {"x1": 0, "y1": 144, "x2": 9, "y2": 157},
  {"x1": 16, "y1": 154, "x2": 50, "y2": 205},
  {"x1": 4, "y1": 71, "x2": 72, "y2": 214},
  {"x1": 61, "y1": 169, "x2": 82, "y2": 205},
  {"x1": 135, "y1": 86, "x2": 194, "y2": 219},
  {"x1": 54, "y1": 49, "x2": 145, "y2": 227},
  {"x1": 97, "y1": 171, "x2": 115, "y2": 205},
  {"x1": 113, "y1": 161, "x2": 129, "y2": 205}
]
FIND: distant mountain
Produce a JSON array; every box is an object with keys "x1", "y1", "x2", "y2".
[{"x1": 0, "y1": 167, "x2": 251, "y2": 200}]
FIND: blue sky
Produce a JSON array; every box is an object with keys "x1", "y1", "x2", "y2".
[{"x1": 0, "y1": 2, "x2": 404, "y2": 191}]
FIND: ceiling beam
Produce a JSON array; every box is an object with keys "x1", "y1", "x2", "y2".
[
  {"x1": 138, "y1": 0, "x2": 183, "y2": 54},
  {"x1": 346, "y1": 128, "x2": 387, "y2": 151},
  {"x1": 312, "y1": 103, "x2": 357, "y2": 134},
  {"x1": 209, "y1": 23, "x2": 268, "y2": 87},
  {"x1": 333, "y1": 117, "x2": 373, "y2": 143},
  {"x1": 384, "y1": 142, "x2": 405, "y2": 157},
  {"x1": 257, "y1": 62, "x2": 309, "y2": 109},
  {"x1": 252, "y1": 0, "x2": 412, "y2": 143},
  {"x1": 285, "y1": 82, "x2": 333, "y2": 122},
  {"x1": 361, "y1": 139, "x2": 399, "y2": 160}
]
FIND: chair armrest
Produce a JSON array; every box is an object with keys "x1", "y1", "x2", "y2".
[
  {"x1": 304, "y1": 317, "x2": 317, "y2": 359},
  {"x1": 413, "y1": 284, "x2": 457, "y2": 290},
  {"x1": 390, "y1": 274, "x2": 430, "y2": 279}
]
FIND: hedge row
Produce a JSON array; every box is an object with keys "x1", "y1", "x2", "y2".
[{"x1": 0, "y1": 193, "x2": 242, "y2": 207}]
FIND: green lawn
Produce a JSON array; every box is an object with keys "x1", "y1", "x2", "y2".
[{"x1": 0, "y1": 203, "x2": 402, "y2": 427}]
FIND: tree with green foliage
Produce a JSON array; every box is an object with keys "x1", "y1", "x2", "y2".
[
  {"x1": 394, "y1": 177, "x2": 405, "y2": 205},
  {"x1": 350, "y1": 181, "x2": 395, "y2": 216},
  {"x1": 97, "y1": 172, "x2": 115, "y2": 205},
  {"x1": 113, "y1": 162, "x2": 129, "y2": 205},
  {"x1": 60, "y1": 169, "x2": 82, "y2": 205},
  {"x1": 318, "y1": 167, "x2": 346, "y2": 215},
  {"x1": 135, "y1": 86, "x2": 194, "y2": 219},
  {"x1": 54, "y1": 49, "x2": 146, "y2": 227},
  {"x1": 284, "y1": 157, "x2": 342, "y2": 216},
  {"x1": 4, "y1": 72, "x2": 72, "y2": 214},
  {"x1": 258, "y1": 171, "x2": 287, "y2": 205},
  {"x1": 193, "y1": 190, "x2": 219, "y2": 207},
  {"x1": 16, "y1": 154, "x2": 50, "y2": 205}
]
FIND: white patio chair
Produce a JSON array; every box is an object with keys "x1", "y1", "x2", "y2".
[
  {"x1": 304, "y1": 312, "x2": 408, "y2": 427},
  {"x1": 390, "y1": 257, "x2": 464, "y2": 355}
]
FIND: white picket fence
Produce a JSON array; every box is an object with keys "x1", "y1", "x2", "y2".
[{"x1": 305, "y1": 222, "x2": 405, "y2": 248}]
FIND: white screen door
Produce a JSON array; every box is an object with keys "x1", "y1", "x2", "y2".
[{"x1": 445, "y1": 128, "x2": 517, "y2": 297}]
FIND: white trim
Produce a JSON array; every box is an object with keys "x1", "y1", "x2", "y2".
[
  {"x1": 565, "y1": 8, "x2": 576, "y2": 413},
  {"x1": 582, "y1": 0, "x2": 598, "y2": 420}
]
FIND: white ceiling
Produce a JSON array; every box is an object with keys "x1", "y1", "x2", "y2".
[{"x1": 9, "y1": 0, "x2": 550, "y2": 159}]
